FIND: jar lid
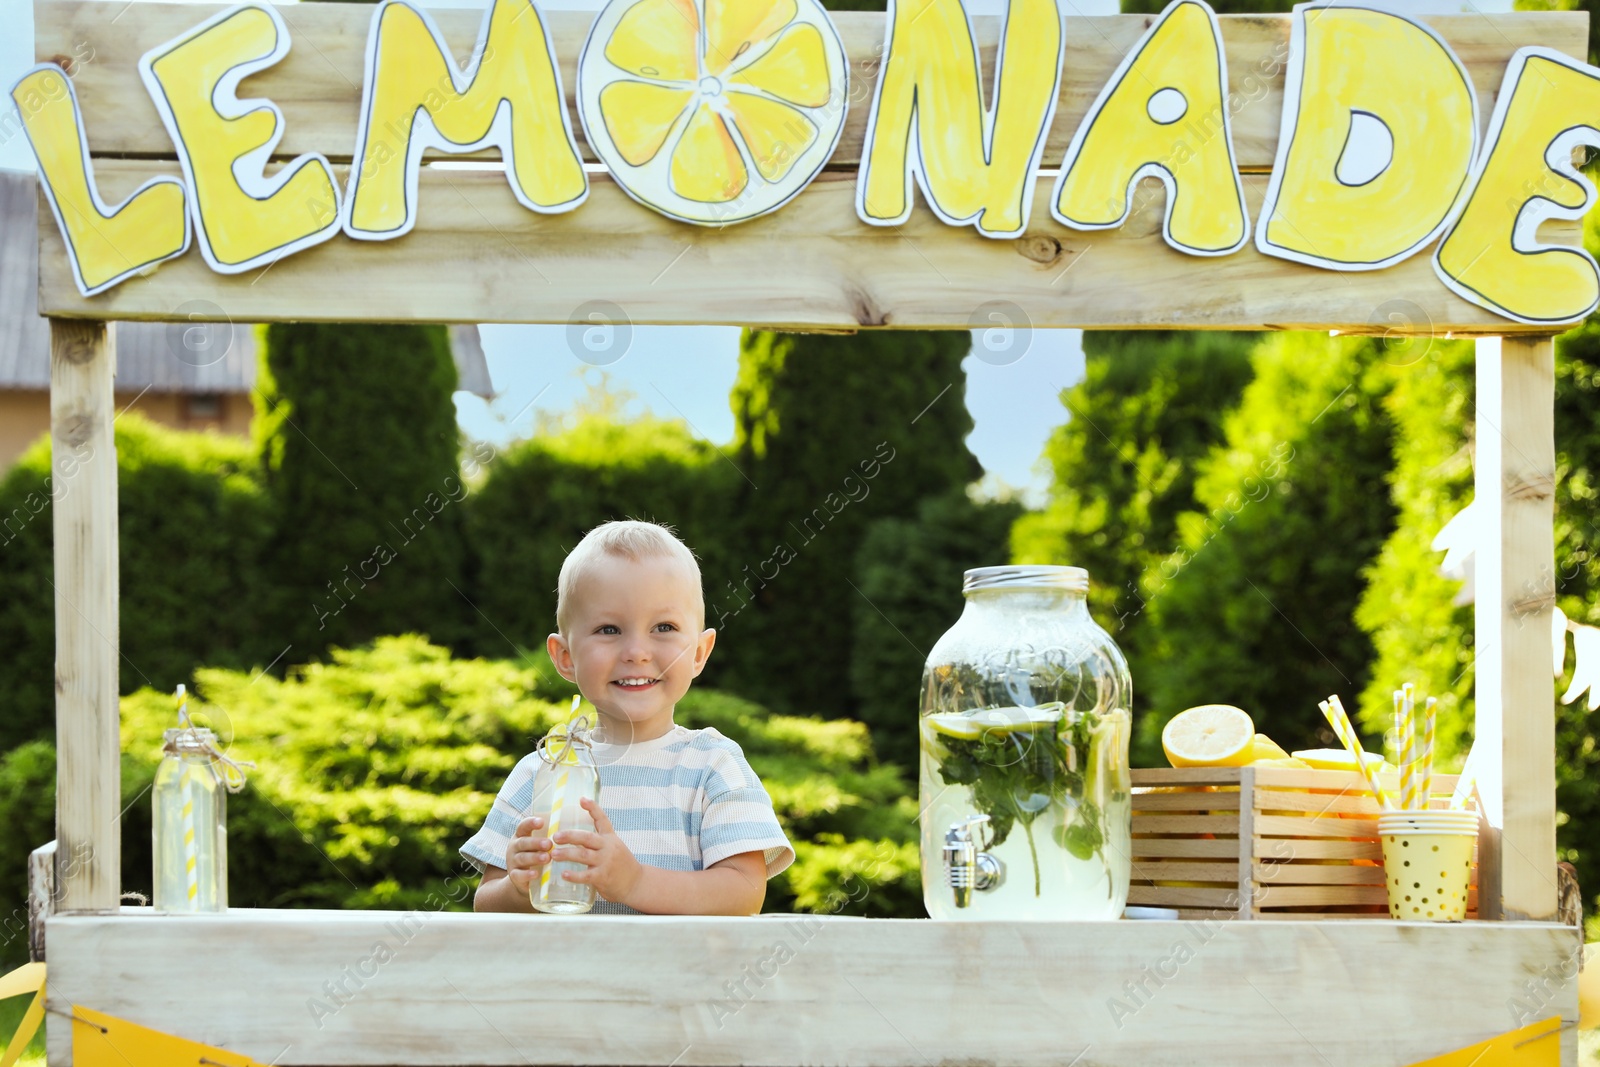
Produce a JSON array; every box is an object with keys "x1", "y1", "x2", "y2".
[{"x1": 963, "y1": 565, "x2": 1089, "y2": 594}]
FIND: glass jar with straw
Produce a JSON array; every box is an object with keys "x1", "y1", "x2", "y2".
[
  {"x1": 153, "y1": 685, "x2": 253, "y2": 913},
  {"x1": 529, "y1": 698, "x2": 602, "y2": 915}
]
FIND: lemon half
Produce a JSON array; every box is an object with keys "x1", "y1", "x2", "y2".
[
  {"x1": 577, "y1": 0, "x2": 848, "y2": 225},
  {"x1": 1162, "y1": 705, "x2": 1255, "y2": 767}
]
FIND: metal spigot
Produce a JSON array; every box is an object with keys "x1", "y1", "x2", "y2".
[{"x1": 943, "y1": 814, "x2": 1004, "y2": 908}]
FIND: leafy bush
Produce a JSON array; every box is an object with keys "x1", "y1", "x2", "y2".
[
  {"x1": 0, "y1": 414, "x2": 272, "y2": 752},
  {"x1": 1011, "y1": 330, "x2": 1255, "y2": 664},
  {"x1": 111, "y1": 637, "x2": 919, "y2": 917},
  {"x1": 852, "y1": 492, "x2": 1024, "y2": 766},
  {"x1": 1135, "y1": 334, "x2": 1399, "y2": 763}
]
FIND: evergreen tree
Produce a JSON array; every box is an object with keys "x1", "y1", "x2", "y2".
[
  {"x1": 255, "y1": 324, "x2": 469, "y2": 665},
  {"x1": 853, "y1": 492, "x2": 1024, "y2": 765},
  {"x1": 721, "y1": 329, "x2": 980, "y2": 715},
  {"x1": 1011, "y1": 331, "x2": 1256, "y2": 663},
  {"x1": 1135, "y1": 333, "x2": 1399, "y2": 763}
]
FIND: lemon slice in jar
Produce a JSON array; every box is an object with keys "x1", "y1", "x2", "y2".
[{"x1": 924, "y1": 704, "x2": 1064, "y2": 740}]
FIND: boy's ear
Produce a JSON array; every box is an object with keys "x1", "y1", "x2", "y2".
[
  {"x1": 691, "y1": 628, "x2": 717, "y2": 677},
  {"x1": 546, "y1": 633, "x2": 577, "y2": 682}
]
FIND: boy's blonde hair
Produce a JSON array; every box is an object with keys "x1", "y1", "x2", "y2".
[{"x1": 556, "y1": 520, "x2": 704, "y2": 633}]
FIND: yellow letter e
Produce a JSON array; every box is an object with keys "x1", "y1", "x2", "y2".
[
  {"x1": 11, "y1": 64, "x2": 189, "y2": 297},
  {"x1": 1434, "y1": 48, "x2": 1600, "y2": 326},
  {"x1": 139, "y1": 3, "x2": 342, "y2": 274}
]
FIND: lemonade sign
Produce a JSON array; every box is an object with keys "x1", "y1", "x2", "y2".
[{"x1": 12, "y1": 0, "x2": 1600, "y2": 324}]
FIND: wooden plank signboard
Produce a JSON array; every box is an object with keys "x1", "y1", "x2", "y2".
[{"x1": 15, "y1": 0, "x2": 1596, "y2": 330}]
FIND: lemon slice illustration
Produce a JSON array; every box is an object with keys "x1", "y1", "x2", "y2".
[{"x1": 577, "y1": 0, "x2": 848, "y2": 226}]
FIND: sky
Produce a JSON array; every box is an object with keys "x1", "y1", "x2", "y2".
[{"x1": 1, "y1": 0, "x2": 1512, "y2": 501}]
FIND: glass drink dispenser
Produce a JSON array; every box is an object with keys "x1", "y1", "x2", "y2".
[{"x1": 920, "y1": 566, "x2": 1132, "y2": 920}]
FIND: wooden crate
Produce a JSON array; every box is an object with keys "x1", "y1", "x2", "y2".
[{"x1": 1127, "y1": 766, "x2": 1479, "y2": 920}]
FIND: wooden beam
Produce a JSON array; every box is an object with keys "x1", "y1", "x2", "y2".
[
  {"x1": 49, "y1": 319, "x2": 120, "y2": 915},
  {"x1": 44, "y1": 910, "x2": 1581, "y2": 1066},
  {"x1": 35, "y1": 164, "x2": 1580, "y2": 330},
  {"x1": 35, "y1": 3, "x2": 1586, "y2": 168},
  {"x1": 1473, "y1": 335, "x2": 1559, "y2": 922}
]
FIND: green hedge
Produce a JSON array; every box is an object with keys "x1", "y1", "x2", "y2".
[{"x1": 0, "y1": 414, "x2": 273, "y2": 753}]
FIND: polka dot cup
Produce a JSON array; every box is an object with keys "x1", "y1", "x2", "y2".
[{"x1": 1377, "y1": 812, "x2": 1478, "y2": 922}]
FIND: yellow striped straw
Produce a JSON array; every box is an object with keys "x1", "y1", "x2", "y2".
[
  {"x1": 1417, "y1": 696, "x2": 1437, "y2": 809},
  {"x1": 1399, "y1": 684, "x2": 1417, "y2": 811},
  {"x1": 177, "y1": 685, "x2": 198, "y2": 906},
  {"x1": 1321, "y1": 696, "x2": 1390, "y2": 809},
  {"x1": 538, "y1": 696, "x2": 583, "y2": 902}
]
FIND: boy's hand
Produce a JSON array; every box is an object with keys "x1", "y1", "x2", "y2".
[
  {"x1": 552, "y1": 798, "x2": 644, "y2": 906},
  {"x1": 504, "y1": 816, "x2": 554, "y2": 895}
]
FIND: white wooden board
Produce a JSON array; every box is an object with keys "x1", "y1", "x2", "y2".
[{"x1": 44, "y1": 909, "x2": 1582, "y2": 1066}]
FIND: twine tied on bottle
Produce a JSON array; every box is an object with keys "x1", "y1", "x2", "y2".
[
  {"x1": 163, "y1": 702, "x2": 255, "y2": 794},
  {"x1": 537, "y1": 697, "x2": 595, "y2": 767}
]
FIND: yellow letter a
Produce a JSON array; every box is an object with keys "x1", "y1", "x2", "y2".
[
  {"x1": 1052, "y1": 0, "x2": 1246, "y2": 255},
  {"x1": 856, "y1": 0, "x2": 1063, "y2": 238},
  {"x1": 11, "y1": 65, "x2": 188, "y2": 296},
  {"x1": 1435, "y1": 48, "x2": 1600, "y2": 326},
  {"x1": 1256, "y1": 4, "x2": 1477, "y2": 271},
  {"x1": 345, "y1": 0, "x2": 588, "y2": 240}
]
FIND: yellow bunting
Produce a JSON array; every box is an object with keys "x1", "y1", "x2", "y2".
[
  {"x1": 1052, "y1": 0, "x2": 1247, "y2": 255},
  {"x1": 1257, "y1": 5, "x2": 1477, "y2": 270},
  {"x1": 0, "y1": 962, "x2": 46, "y2": 1067},
  {"x1": 1402, "y1": 1015, "x2": 1560, "y2": 1067},
  {"x1": 1434, "y1": 48, "x2": 1600, "y2": 326},
  {"x1": 346, "y1": 0, "x2": 587, "y2": 239},
  {"x1": 10, "y1": 65, "x2": 188, "y2": 296},
  {"x1": 139, "y1": 4, "x2": 341, "y2": 273},
  {"x1": 856, "y1": 0, "x2": 1062, "y2": 238},
  {"x1": 71, "y1": 1004, "x2": 270, "y2": 1067}
]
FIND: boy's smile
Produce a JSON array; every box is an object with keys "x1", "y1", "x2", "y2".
[{"x1": 548, "y1": 553, "x2": 716, "y2": 744}]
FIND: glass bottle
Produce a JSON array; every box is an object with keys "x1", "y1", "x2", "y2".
[
  {"x1": 529, "y1": 716, "x2": 602, "y2": 915},
  {"x1": 920, "y1": 565, "x2": 1132, "y2": 920},
  {"x1": 153, "y1": 727, "x2": 228, "y2": 912}
]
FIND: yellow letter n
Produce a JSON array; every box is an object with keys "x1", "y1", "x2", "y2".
[{"x1": 856, "y1": 0, "x2": 1063, "y2": 238}]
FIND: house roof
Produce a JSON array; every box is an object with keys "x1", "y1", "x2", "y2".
[{"x1": 0, "y1": 170, "x2": 495, "y2": 399}]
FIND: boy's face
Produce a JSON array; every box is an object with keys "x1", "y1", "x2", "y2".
[{"x1": 547, "y1": 553, "x2": 715, "y2": 744}]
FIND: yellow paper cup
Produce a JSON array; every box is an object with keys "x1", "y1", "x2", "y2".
[{"x1": 1378, "y1": 813, "x2": 1476, "y2": 921}]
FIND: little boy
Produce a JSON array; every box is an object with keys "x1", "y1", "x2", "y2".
[{"x1": 462, "y1": 520, "x2": 793, "y2": 914}]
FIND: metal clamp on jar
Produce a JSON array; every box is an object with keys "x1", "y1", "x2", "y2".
[{"x1": 943, "y1": 814, "x2": 1004, "y2": 908}]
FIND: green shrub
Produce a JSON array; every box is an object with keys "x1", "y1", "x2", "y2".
[
  {"x1": 112, "y1": 637, "x2": 919, "y2": 917},
  {"x1": 852, "y1": 492, "x2": 1024, "y2": 766},
  {"x1": 0, "y1": 414, "x2": 272, "y2": 752}
]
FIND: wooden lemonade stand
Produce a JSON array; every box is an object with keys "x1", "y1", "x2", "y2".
[{"x1": 17, "y1": 0, "x2": 1589, "y2": 1060}]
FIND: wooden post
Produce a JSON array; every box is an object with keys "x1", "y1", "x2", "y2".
[
  {"x1": 1473, "y1": 335, "x2": 1558, "y2": 922},
  {"x1": 50, "y1": 319, "x2": 120, "y2": 913}
]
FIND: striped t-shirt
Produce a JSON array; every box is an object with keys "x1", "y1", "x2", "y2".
[{"x1": 460, "y1": 724, "x2": 794, "y2": 914}]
